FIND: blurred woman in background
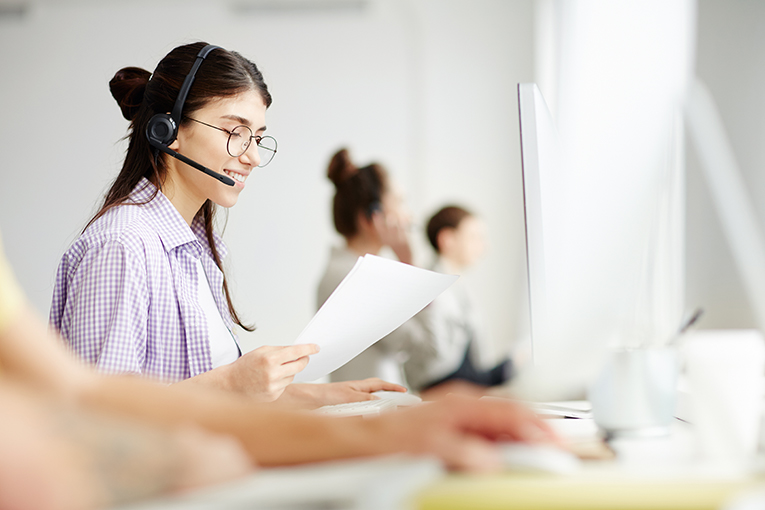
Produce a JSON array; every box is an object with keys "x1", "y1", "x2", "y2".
[
  {"x1": 408, "y1": 205, "x2": 513, "y2": 398},
  {"x1": 317, "y1": 148, "x2": 433, "y2": 387}
]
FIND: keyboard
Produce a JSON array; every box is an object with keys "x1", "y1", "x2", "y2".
[
  {"x1": 316, "y1": 391, "x2": 423, "y2": 418},
  {"x1": 315, "y1": 398, "x2": 398, "y2": 417}
]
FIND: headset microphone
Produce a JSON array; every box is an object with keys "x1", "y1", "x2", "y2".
[
  {"x1": 151, "y1": 143, "x2": 235, "y2": 186},
  {"x1": 145, "y1": 44, "x2": 236, "y2": 187}
]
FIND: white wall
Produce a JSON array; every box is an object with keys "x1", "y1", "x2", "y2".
[
  {"x1": 0, "y1": 0, "x2": 533, "y2": 357},
  {"x1": 686, "y1": 0, "x2": 765, "y2": 329}
]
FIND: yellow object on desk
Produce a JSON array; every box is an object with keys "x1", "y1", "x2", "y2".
[{"x1": 415, "y1": 472, "x2": 759, "y2": 510}]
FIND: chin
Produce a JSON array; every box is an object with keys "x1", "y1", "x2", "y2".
[{"x1": 213, "y1": 194, "x2": 241, "y2": 209}]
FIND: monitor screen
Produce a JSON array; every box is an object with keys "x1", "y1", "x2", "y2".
[
  {"x1": 517, "y1": 82, "x2": 559, "y2": 368},
  {"x1": 514, "y1": 82, "x2": 685, "y2": 401}
]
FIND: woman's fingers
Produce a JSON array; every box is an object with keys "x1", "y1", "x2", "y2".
[
  {"x1": 260, "y1": 344, "x2": 319, "y2": 366},
  {"x1": 232, "y1": 345, "x2": 319, "y2": 400},
  {"x1": 353, "y1": 378, "x2": 407, "y2": 393},
  {"x1": 374, "y1": 395, "x2": 563, "y2": 472}
]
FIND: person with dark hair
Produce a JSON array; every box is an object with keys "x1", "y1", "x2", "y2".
[
  {"x1": 317, "y1": 148, "x2": 432, "y2": 386},
  {"x1": 407, "y1": 205, "x2": 513, "y2": 396},
  {"x1": 49, "y1": 42, "x2": 404, "y2": 406}
]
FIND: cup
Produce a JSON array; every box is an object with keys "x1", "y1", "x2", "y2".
[
  {"x1": 681, "y1": 329, "x2": 765, "y2": 462},
  {"x1": 588, "y1": 347, "x2": 678, "y2": 438}
]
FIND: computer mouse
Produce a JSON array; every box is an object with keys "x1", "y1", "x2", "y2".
[
  {"x1": 372, "y1": 390, "x2": 423, "y2": 407},
  {"x1": 498, "y1": 442, "x2": 581, "y2": 474}
]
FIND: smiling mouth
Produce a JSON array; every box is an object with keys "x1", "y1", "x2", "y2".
[{"x1": 223, "y1": 170, "x2": 247, "y2": 184}]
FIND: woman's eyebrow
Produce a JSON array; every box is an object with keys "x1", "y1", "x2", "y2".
[
  {"x1": 220, "y1": 114, "x2": 267, "y2": 132},
  {"x1": 221, "y1": 114, "x2": 251, "y2": 125}
]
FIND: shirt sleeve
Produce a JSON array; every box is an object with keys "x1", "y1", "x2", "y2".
[
  {"x1": 54, "y1": 239, "x2": 149, "y2": 375},
  {"x1": 0, "y1": 234, "x2": 24, "y2": 335}
]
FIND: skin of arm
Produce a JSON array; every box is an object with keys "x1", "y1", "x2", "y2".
[
  {"x1": 2, "y1": 300, "x2": 559, "y2": 470},
  {"x1": 177, "y1": 343, "x2": 406, "y2": 406},
  {"x1": 176, "y1": 343, "x2": 318, "y2": 401},
  {"x1": 0, "y1": 371, "x2": 252, "y2": 510},
  {"x1": 276, "y1": 378, "x2": 406, "y2": 409}
]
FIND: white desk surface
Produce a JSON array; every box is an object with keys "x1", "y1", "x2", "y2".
[{"x1": 116, "y1": 412, "x2": 765, "y2": 510}]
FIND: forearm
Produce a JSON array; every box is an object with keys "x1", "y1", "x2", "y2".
[
  {"x1": 174, "y1": 363, "x2": 236, "y2": 394},
  {"x1": 77, "y1": 374, "x2": 383, "y2": 466},
  {"x1": 274, "y1": 383, "x2": 323, "y2": 409},
  {"x1": 0, "y1": 305, "x2": 95, "y2": 400},
  {"x1": 0, "y1": 382, "x2": 246, "y2": 510}
]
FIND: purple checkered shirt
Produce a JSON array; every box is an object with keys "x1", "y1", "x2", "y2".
[{"x1": 50, "y1": 178, "x2": 239, "y2": 382}]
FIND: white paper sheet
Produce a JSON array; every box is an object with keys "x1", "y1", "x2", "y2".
[{"x1": 293, "y1": 254, "x2": 458, "y2": 383}]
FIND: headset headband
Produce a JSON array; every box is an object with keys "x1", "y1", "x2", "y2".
[{"x1": 171, "y1": 44, "x2": 221, "y2": 127}]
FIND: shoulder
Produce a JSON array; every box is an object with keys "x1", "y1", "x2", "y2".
[
  {"x1": 317, "y1": 246, "x2": 359, "y2": 306},
  {"x1": 63, "y1": 205, "x2": 163, "y2": 268},
  {"x1": 318, "y1": 246, "x2": 358, "y2": 284}
]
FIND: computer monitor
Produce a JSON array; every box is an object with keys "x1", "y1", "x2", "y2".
[
  {"x1": 514, "y1": 82, "x2": 685, "y2": 401},
  {"x1": 517, "y1": 83, "x2": 558, "y2": 368},
  {"x1": 514, "y1": 82, "x2": 610, "y2": 400}
]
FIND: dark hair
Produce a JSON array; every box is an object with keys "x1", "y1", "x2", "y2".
[
  {"x1": 426, "y1": 205, "x2": 473, "y2": 253},
  {"x1": 92, "y1": 41, "x2": 272, "y2": 332},
  {"x1": 326, "y1": 148, "x2": 389, "y2": 238}
]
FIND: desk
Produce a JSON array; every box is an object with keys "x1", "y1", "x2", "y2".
[
  {"x1": 117, "y1": 417, "x2": 765, "y2": 510},
  {"x1": 417, "y1": 418, "x2": 764, "y2": 510},
  {"x1": 416, "y1": 473, "x2": 757, "y2": 510}
]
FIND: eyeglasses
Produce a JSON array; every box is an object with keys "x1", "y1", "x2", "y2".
[{"x1": 188, "y1": 118, "x2": 277, "y2": 167}]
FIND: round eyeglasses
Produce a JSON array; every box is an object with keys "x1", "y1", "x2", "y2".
[{"x1": 188, "y1": 118, "x2": 278, "y2": 167}]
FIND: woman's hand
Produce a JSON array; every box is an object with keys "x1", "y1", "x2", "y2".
[
  {"x1": 372, "y1": 210, "x2": 413, "y2": 265},
  {"x1": 277, "y1": 378, "x2": 407, "y2": 409},
  {"x1": 369, "y1": 394, "x2": 562, "y2": 472},
  {"x1": 221, "y1": 344, "x2": 320, "y2": 402}
]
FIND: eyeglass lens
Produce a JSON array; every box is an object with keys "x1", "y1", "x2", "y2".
[{"x1": 227, "y1": 125, "x2": 277, "y2": 167}]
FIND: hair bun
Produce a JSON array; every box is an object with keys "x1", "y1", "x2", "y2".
[
  {"x1": 109, "y1": 67, "x2": 151, "y2": 121},
  {"x1": 327, "y1": 148, "x2": 358, "y2": 188}
]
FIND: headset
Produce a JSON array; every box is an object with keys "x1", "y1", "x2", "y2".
[
  {"x1": 145, "y1": 44, "x2": 235, "y2": 187},
  {"x1": 358, "y1": 164, "x2": 382, "y2": 219}
]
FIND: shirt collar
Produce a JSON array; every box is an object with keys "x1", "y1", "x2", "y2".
[
  {"x1": 129, "y1": 178, "x2": 200, "y2": 254},
  {"x1": 190, "y1": 215, "x2": 228, "y2": 261}
]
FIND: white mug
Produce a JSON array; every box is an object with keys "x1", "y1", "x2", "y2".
[{"x1": 588, "y1": 347, "x2": 678, "y2": 438}]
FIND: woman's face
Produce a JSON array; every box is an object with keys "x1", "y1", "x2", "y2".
[
  {"x1": 450, "y1": 216, "x2": 487, "y2": 268},
  {"x1": 167, "y1": 89, "x2": 268, "y2": 210}
]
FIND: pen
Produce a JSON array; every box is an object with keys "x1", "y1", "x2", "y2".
[
  {"x1": 679, "y1": 308, "x2": 704, "y2": 335},
  {"x1": 667, "y1": 307, "x2": 704, "y2": 346}
]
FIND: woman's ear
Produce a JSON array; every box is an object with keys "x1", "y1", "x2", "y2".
[
  {"x1": 168, "y1": 137, "x2": 180, "y2": 151},
  {"x1": 356, "y1": 210, "x2": 374, "y2": 232},
  {"x1": 437, "y1": 228, "x2": 456, "y2": 256}
]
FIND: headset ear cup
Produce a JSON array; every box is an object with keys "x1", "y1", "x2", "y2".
[{"x1": 146, "y1": 113, "x2": 177, "y2": 147}]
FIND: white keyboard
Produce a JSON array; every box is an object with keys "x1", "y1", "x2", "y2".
[
  {"x1": 315, "y1": 398, "x2": 398, "y2": 417},
  {"x1": 316, "y1": 391, "x2": 423, "y2": 418}
]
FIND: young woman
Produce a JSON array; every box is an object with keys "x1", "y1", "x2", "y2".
[
  {"x1": 409, "y1": 205, "x2": 514, "y2": 394},
  {"x1": 317, "y1": 148, "x2": 433, "y2": 387},
  {"x1": 49, "y1": 42, "x2": 403, "y2": 406}
]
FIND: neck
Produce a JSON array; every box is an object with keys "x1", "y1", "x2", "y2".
[
  {"x1": 161, "y1": 170, "x2": 204, "y2": 226},
  {"x1": 440, "y1": 255, "x2": 464, "y2": 275},
  {"x1": 346, "y1": 234, "x2": 383, "y2": 257}
]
